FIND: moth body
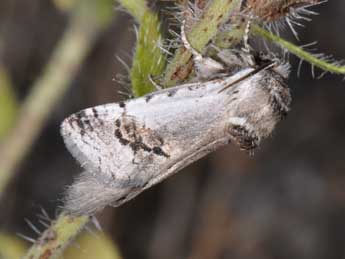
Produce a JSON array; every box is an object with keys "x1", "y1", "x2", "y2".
[{"x1": 61, "y1": 66, "x2": 290, "y2": 215}]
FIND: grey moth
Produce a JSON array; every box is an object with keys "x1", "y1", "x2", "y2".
[{"x1": 61, "y1": 23, "x2": 291, "y2": 215}]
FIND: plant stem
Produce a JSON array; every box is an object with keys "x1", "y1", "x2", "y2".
[
  {"x1": 253, "y1": 25, "x2": 345, "y2": 74},
  {"x1": 23, "y1": 214, "x2": 89, "y2": 259},
  {"x1": 162, "y1": 0, "x2": 242, "y2": 86},
  {"x1": 130, "y1": 12, "x2": 166, "y2": 97},
  {"x1": 19, "y1": 1, "x2": 113, "y2": 258},
  {"x1": 117, "y1": 0, "x2": 167, "y2": 97},
  {"x1": 0, "y1": 0, "x2": 112, "y2": 197}
]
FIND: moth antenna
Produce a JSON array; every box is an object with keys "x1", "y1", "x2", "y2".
[{"x1": 219, "y1": 61, "x2": 276, "y2": 93}]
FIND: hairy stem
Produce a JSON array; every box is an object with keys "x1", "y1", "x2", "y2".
[
  {"x1": 162, "y1": 0, "x2": 242, "y2": 86},
  {"x1": 118, "y1": 0, "x2": 166, "y2": 97},
  {"x1": 23, "y1": 214, "x2": 89, "y2": 259},
  {"x1": 253, "y1": 25, "x2": 345, "y2": 74},
  {"x1": 130, "y1": 12, "x2": 166, "y2": 97},
  {"x1": 0, "y1": 0, "x2": 112, "y2": 197},
  {"x1": 19, "y1": 1, "x2": 113, "y2": 258}
]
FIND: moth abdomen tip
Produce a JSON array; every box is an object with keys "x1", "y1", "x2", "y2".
[{"x1": 63, "y1": 172, "x2": 124, "y2": 216}]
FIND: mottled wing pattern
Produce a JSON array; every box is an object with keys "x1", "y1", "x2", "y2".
[
  {"x1": 62, "y1": 104, "x2": 171, "y2": 183},
  {"x1": 61, "y1": 66, "x2": 291, "y2": 215},
  {"x1": 61, "y1": 105, "x2": 122, "y2": 181}
]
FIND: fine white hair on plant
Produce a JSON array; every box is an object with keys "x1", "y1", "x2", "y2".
[
  {"x1": 294, "y1": 41, "x2": 345, "y2": 78},
  {"x1": 17, "y1": 217, "x2": 45, "y2": 243},
  {"x1": 17, "y1": 232, "x2": 37, "y2": 244},
  {"x1": 174, "y1": 0, "x2": 204, "y2": 23},
  {"x1": 114, "y1": 73, "x2": 133, "y2": 98},
  {"x1": 160, "y1": 0, "x2": 204, "y2": 52},
  {"x1": 24, "y1": 218, "x2": 42, "y2": 235},
  {"x1": 280, "y1": 1, "x2": 326, "y2": 40},
  {"x1": 113, "y1": 55, "x2": 134, "y2": 98},
  {"x1": 244, "y1": 0, "x2": 327, "y2": 40}
]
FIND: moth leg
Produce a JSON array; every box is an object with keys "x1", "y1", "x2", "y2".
[
  {"x1": 148, "y1": 74, "x2": 163, "y2": 91},
  {"x1": 181, "y1": 20, "x2": 225, "y2": 79},
  {"x1": 227, "y1": 117, "x2": 259, "y2": 152}
]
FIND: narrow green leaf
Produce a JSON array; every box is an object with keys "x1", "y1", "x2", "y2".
[{"x1": 130, "y1": 12, "x2": 166, "y2": 97}]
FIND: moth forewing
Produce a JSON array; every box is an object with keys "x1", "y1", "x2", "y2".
[{"x1": 61, "y1": 65, "x2": 291, "y2": 215}]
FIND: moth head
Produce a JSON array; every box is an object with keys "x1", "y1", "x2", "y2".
[
  {"x1": 227, "y1": 60, "x2": 292, "y2": 150},
  {"x1": 254, "y1": 63, "x2": 292, "y2": 137}
]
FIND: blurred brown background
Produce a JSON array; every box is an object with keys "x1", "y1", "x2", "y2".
[{"x1": 0, "y1": 1, "x2": 345, "y2": 258}]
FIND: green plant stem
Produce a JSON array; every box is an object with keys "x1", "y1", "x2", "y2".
[
  {"x1": 162, "y1": 0, "x2": 241, "y2": 86},
  {"x1": 253, "y1": 25, "x2": 345, "y2": 74},
  {"x1": 23, "y1": 214, "x2": 89, "y2": 259},
  {"x1": 12, "y1": 1, "x2": 113, "y2": 258},
  {"x1": 22, "y1": 1, "x2": 156, "y2": 258}
]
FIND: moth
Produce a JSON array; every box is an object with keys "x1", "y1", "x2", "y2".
[{"x1": 61, "y1": 22, "x2": 291, "y2": 215}]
